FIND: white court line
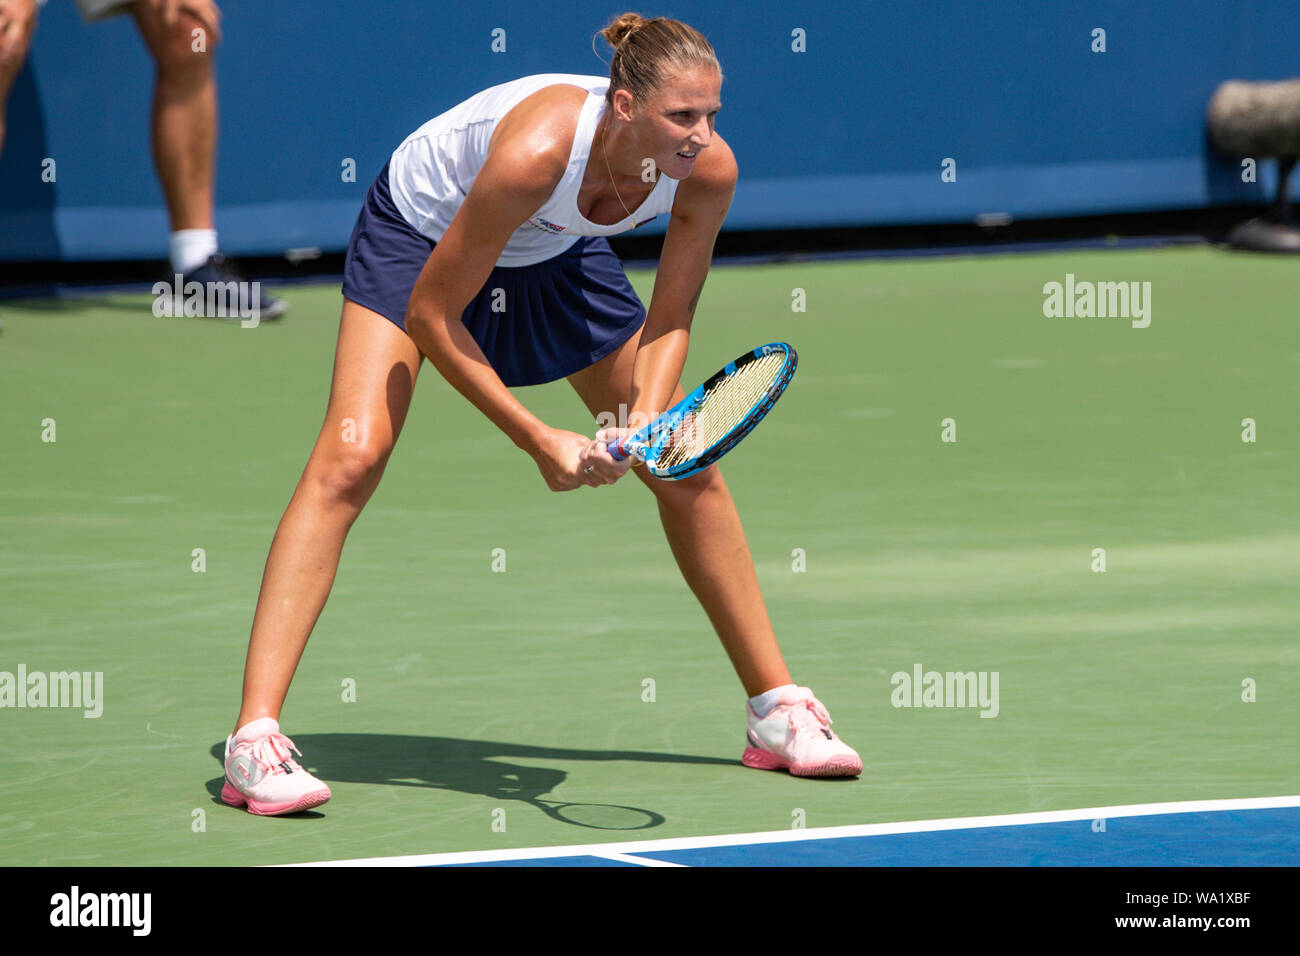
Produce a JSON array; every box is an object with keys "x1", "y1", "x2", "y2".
[
  {"x1": 281, "y1": 793, "x2": 1300, "y2": 867},
  {"x1": 588, "y1": 852, "x2": 687, "y2": 867}
]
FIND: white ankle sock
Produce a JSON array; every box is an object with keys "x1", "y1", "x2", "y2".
[
  {"x1": 170, "y1": 229, "x2": 218, "y2": 274},
  {"x1": 748, "y1": 684, "x2": 796, "y2": 718}
]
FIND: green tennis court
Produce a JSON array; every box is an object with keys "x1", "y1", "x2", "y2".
[{"x1": 1, "y1": 244, "x2": 1296, "y2": 866}]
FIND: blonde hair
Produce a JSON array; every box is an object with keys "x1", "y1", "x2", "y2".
[{"x1": 596, "y1": 12, "x2": 722, "y2": 109}]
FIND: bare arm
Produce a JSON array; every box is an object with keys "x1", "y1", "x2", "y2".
[
  {"x1": 627, "y1": 134, "x2": 739, "y2": 429},
  {"x1": 404, "y1": 93, "x2": 606, "y2": 490},
  {"x1": 404, "y1": 138, "x2": 559, "y2": 452}
]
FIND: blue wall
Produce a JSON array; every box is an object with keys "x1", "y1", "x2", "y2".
[{"x1": 1, "y1": 0, "x2": 1297, "y2": 262}]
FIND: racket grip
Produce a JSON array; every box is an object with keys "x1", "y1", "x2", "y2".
[{"x1": 606, "y1": 436, "x2": 647, "y2": 463}]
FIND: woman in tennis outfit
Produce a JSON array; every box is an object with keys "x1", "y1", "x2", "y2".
[{"x1": 221, "y1": 13, "x2": 861, "y2": 816}]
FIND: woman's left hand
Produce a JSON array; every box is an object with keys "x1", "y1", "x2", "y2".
[{"x1": 578, "y1": 428, "x2": 637, "y2": 485}]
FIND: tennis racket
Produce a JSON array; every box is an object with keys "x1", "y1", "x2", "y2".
[{"x1": 606, "y1": 342, "x2": 798, "y2": 480}]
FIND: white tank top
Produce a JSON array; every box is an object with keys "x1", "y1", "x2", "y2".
[{"x1": 387, "y1": 73, "x2": 680, "y2": 268}]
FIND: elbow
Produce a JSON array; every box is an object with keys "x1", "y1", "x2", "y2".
[
  {"x1": 404, "y1": 308, "x2": 439, "y2": 347},
  {"x1": 404, "y1": 307, "x2": 426, "y2": 336}
]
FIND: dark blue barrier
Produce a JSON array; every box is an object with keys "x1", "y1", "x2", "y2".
[{"x1": 1, "y1": 0, "x2": 1297, "y2": 262}]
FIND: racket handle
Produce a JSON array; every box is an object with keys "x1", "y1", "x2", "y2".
[{"x1": 606, "y1": 436, "x2": 648, "y2": 463}]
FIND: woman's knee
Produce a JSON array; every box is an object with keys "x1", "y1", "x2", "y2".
[
  {"x1": 639, "y1": 462, "x2": 727, "y2": 503},
  {"x1": 305, "y1": 434, "x2": 393, "y2": 509}
]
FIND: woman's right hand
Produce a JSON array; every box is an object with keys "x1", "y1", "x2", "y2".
[{"x1": 530, "y1": 426, "x2": 612, "y2": 491}]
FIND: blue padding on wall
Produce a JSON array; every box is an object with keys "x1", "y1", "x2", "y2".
[{"x1": 2, "y1": 0, "x2": 1298, "y2": 263}]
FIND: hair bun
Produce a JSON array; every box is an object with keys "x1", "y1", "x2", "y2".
[
  {"x1": 602, "y1": 12, "x2": 646, "y2": 48},
  {"x1": 595, "y1": 14, "x2": 720, "y2": 107}
]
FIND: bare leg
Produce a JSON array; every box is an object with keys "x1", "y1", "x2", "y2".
[
  {"x1": 567, "y1": 326, "x2": 793, "y2": 698},
  {"x1": 130, "y1": 2, "x2": 215, "y2": 231},
  {"x1": 234, "y1": 302, "x2": 424, "y2": 732}
]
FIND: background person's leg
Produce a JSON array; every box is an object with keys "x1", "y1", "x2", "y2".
[
  {"x1": 130, "y1": 1, "x2": 286, "y2": 316},
  {"x1": 129, "y1": 0, "x2": 216, "y2": 235}
]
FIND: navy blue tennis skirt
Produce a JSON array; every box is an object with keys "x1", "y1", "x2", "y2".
[{"x1": 341, "y1": 161, "x2": 646, "y2": 387}]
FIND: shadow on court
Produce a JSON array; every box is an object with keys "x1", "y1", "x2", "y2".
[{"x1": 206, "y1": 733, "x2": 737, "y2": 830}]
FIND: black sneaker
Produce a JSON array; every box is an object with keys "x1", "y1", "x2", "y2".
[{"x1": 180, "y1": 253, "x2": 288, "y2": 321}]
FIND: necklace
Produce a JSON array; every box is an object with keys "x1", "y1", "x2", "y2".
[{"x1": 601, "y1": 118, "x2": 635, "y2": 222}]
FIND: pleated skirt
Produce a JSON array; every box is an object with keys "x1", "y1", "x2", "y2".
[{"x1": 342, "y1": 161, "x2": 646, "y2": 387}]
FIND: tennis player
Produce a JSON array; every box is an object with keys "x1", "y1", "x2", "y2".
[{"x1": 221, "y1": 13, "x2": 861, "y2": 815}]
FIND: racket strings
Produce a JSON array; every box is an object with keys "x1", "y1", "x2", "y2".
[{"x1": 657, "y1": 352, "x2": 787, "y2": 467}]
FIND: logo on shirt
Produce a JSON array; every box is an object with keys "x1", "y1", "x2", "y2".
[{"x1": 529, "y1": 215, "x2": 566, "y2": 234}]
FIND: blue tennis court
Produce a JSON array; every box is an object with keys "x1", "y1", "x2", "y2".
[{"x1": 287, "y1": 797, "x2": 1300, "y2": 867}]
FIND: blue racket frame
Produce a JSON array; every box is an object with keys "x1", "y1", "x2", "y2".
[{"x1": 607, "y1": 342, "x2": 798, "y2": 480}]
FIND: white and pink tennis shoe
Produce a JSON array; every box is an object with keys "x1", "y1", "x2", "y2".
[
  {"x1": 221, "y1": 717, "x2": 331, "y2": 815},
  {"x1": 742, "y1": 686, "x2": 862, "y2": 777}
]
